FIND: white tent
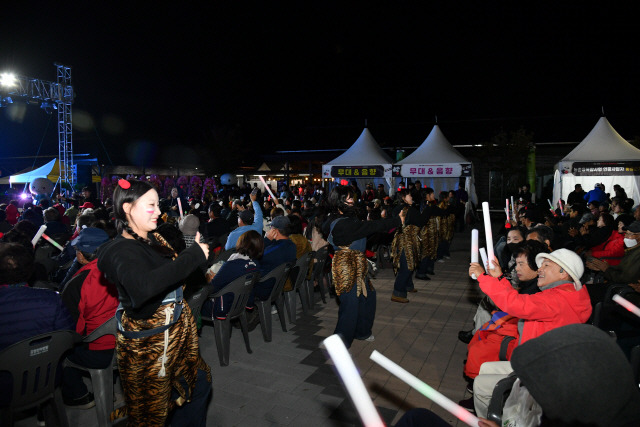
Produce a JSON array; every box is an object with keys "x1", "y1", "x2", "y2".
[
  {"x1": 322, "y1": 128, "x2": 394, "y2": 192},
  {"x1": 553, "y1": 117, "x2": 640, "y2": 203},
  {"x1": 8, "y1": 158, "x2": 60, "y2": 185},
  {"x1": 394, "y1": 125, "x2": 477, "y2": 204}
]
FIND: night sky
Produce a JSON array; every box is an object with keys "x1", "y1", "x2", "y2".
[{"x1": 1, "y1": 3, "x2": 639, "y2": 172}]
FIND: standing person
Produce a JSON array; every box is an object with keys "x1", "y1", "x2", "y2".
[
  {"x1": 324, "y1": 186, "x2": 405, "y2": 347},
  {"x1": 390, "y1": 189, "x2": 424, "y2": 303},
  {"x1": 97, "y1": 179, "x2": 211, "y2": 427},
  {"x1": 415, "y1": 188, "x2": 443, "y2": 279}
]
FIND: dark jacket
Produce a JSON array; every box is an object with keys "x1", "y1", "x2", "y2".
[
  {"x1": 0, "y1": 285, "x2": 75, "y2": 351},
  {"x1": 97, "y1": 235, "x2": 206, "y2": 319}
]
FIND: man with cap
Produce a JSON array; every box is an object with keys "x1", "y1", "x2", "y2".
[
  {"x1": 587, "y1": 219, "x2": 640, "y2": 284},
  {"x1": 468, "y1": 248, "x2": 592, "y2": 417},
  {"x1": 252, "y1": 215, "x2": 297, "y2": 303},
  {"x1": 179, "y1": 214, "x2": 200, "y2": 248},
  {"x1": 58, "y1": 226, "x2": 116, "y2": 408},
  {"x1": 59, "y1": 227, "x2": 109, "y2": 290},
  {"x1": 224, "y1": 191, "x2": 263, "y2": 250}
]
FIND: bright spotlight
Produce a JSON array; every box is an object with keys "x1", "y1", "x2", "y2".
[
  {"x1": 0, "y1": 72, "x2": 17, "y2": 87},
  {"x1": 20, "y1": 193, "x2": 29, "y2": 200}
]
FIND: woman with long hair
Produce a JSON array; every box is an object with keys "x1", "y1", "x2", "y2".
[
  {"x1": 98, "y1": 179, "x2": 211, "y2": 426},
  {"x1": 324, "y1": 185, "x2": 404, "y2": 347}
]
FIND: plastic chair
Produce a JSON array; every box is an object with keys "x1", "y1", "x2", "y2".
[
  {"x1": 204, "y1": 272, "x2": 260, "y2": 366},
  {"x1": 486, "y1": 373, "x2": 518, "y2": 425},
  {"x1": 0, "y1": 330, "x2": 77, "y2": 427},
  {"x1": 185, "y1": 283, "x2": 215, "y2": 327},
  {"x1": 64, "y1": 317, "x2": 118, "y2": 427},
  {"x1": 307, "y1": 246, "x2": 329, "y2": 307},
  {"x1": 283, "y1": 252, "x2": 314, "y2": 324},
  {"x1": 255, "y1": 262, "x2": 293, "y2": 342}
]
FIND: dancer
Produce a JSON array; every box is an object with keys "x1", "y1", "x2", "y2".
[
  {"x1": 390, "y1": 188, "x2": 424, "y2": 303},
  {"x1": 324, "y1": 185, "x2": 405, "y2": 347},
  {"x1": 415, "y1": 188, "x2": 443, "y2": 279},
  {"x1": 98, "y1": 179, "x2": 211, "y2": 426}
]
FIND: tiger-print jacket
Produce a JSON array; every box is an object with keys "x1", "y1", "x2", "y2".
[{"x1": 391, "y1": 224, "x2": 421, "y2": 272}]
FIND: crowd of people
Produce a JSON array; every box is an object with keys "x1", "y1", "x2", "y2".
[
  {"x1": 0, "y1": 177, "x2": 469, "y2": 425},
  {"x1": 2, "y1": 176, "x2": 638, "y2": 426},
  {"x1": 449, "y1": 182, "x2": 640, "y2": 425}
]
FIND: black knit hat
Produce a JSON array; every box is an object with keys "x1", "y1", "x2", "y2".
[{"x1": 511, "y1": 324, "x2": 640, "y2": 426}]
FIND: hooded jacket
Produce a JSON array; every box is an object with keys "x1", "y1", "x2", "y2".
[{"x1": 478, "y1": 274, "x2": 591, "y2": 344}]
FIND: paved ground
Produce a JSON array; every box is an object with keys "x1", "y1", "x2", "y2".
[{"x1": 17, "y1": 232, "x2": 480, "y2": 426}]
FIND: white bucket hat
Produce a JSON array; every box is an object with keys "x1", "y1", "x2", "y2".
[{"x1": 535, "y1": 248, "x2": 584, "y2": 290}]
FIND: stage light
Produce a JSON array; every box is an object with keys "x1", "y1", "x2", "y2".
[
  {"x1": 20, "y1": 193, "x2": 29, "y2": 200},
  {"x1": 0, "y1": 72, "x2": 17, "y2": 87}
]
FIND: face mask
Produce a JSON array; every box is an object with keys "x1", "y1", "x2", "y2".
[{"x1": 624, "y1": 238, "x2": 638, "y2": 248}]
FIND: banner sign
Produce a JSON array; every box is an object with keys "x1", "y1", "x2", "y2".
[
  {"x1": 393, "y1": 163, "x2": 471, "y2": 178},
  {"x1": 572, "y1": 161, "x2": 640, "y2": 176},
  {"x1": 328, "y1": 165, "x2": 385, "y2": 178}
]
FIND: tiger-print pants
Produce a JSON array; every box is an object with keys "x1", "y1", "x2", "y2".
[{"x1": 115, "y1": 302, "x2": 211, "y2": 426}]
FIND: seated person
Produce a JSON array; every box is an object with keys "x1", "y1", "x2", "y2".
[
  {"x1": 0, "y1": 243, "x2": 75, "y2": 405},
  {"x1": 59, "y1": 227, "x2": 109, "y2": 291},
  {"x1": 202, "y1": 230, "x2": 262, "y2": 321},
  {"x1": 43, "y1": 207, "x2": 71, "y2": 241},
  {"x1": 254, "y1": 215, "x2": 297, "y2": 302},
  {"x1": 463, "y1": 240, "x2": 548, "y2": 381},
  {"x1": 225, "y1": 191, "x2": 263, "y2": 250},
  {"x1": 60, "y1": 228, "x2": 118, "y2": 408},
  {"x1": 204, "y1": 204, "x2": 230, "y2": 248},
  {"x1": 469, "y1": 248, "x2": 592, "y2": 417},
  {"x1": 587, "y1": 220, "x2": 640, "y2": 284}
]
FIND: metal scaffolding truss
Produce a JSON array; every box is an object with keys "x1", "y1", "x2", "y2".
[
  {"x1": 1, "y1": 64, "x2": 75, "y2": 187},
  {"x1": 56, "y1": 64, "x2": 74, "y2": 188}
]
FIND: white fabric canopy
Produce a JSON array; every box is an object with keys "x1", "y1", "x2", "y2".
[
  {"x1": 322, "y1": 128, "x2": 394, "y2": 192},
  {"x1": 555, "y1": 117, "x2": 640, "y2": 203},
  {"x1": 394, "y1": 125, "x2": 477, "y2": 204},
  {"x1": 9, "y1": 158, "x2": 59, "y2": 185}
]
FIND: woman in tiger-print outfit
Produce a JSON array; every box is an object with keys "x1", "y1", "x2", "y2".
[
  {"x1": 98, "y1": 179, "x2": 211, "y2": 427},
  {"x1": 390, "y1": 189, "x2": 424, "y2": 303},
  {"x1": 323, "y1": 185, "x2": 404, "y2": 347}
]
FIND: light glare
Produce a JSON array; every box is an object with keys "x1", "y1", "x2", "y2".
[{"x1": 0, "y1": 72, "x2": 17, "y2": 87}]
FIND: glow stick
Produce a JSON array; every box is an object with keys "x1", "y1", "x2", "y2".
[
  {"x1": 42, "y1": 233, "x2": 64, "y2": 251},
  {"x1": 471, "y1": 229, "x2": 479, "y2": 279},
  {"x1": 370, "y1": 350, "x2": 479, "y2": 427},
  {"x1": 612, "y1": 294, "x2": 640, "y2": 318},
  {"x1": 547, "y1": 199, "x2": 554, "y2": 209},
  {"x1": 505, "y1": 198, "x2": 510, "y2": 222},
  {"x1": 177, "y1": 198, "x2": 184, "y2": 220},
  {"x1": 258, "y1": 175, "x2": 277, "y2": 201},
  {"x1": 32, "y1": 225, "x2": 47, "y2": 246},
  {"x1": 481, "y1": 202, "x2": 494, "y2": 269},
  {"x1": 511, "y1": 196, "x2": 515, "y2": 218},
  {"x1": 559, "y1": 199, "x2": 564, "y2": 216},
  {"x1": 479, "y1": 247, "x2": 488, "y2": 271},
  {"x1": 322, "y1": 335, "x2": 385, "y2": 427}
]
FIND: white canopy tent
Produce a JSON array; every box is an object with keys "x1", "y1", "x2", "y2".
[
  {"x1": 553, "y1": 117, "x2": 640, "y2": 204},
  {"x1": 8, "y1": 158, "x2": 60, "y2": 185},
  {"x1": 322, "y1": 128, "x2": 394, "y2": 194},
  {"x1": 394, "y1": 125, "x2": 477, "y2": 204}
]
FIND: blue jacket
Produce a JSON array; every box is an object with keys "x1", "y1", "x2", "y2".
[
  {"x1": 224, "y1": 201, "x2": 264, "y2": 250},
  {"x1": 0, "y1": 285, "x2": 75, "y2": 351},
  {"x1": 584, "y1": 187, "x2": 606, "y2": 204}
]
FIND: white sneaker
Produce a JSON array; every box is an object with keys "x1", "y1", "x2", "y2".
[
  {"x1": 271, "y1": 306, "x2": 278, "y2": 315},
  {"x1": 437, "y1": 259, "x2": 445, "y2": 263},
  {"x1": 365, "y1": 334, "x2": 375, "y2": 342}
]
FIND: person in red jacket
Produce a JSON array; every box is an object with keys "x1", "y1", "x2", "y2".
[
  {"x1": 468, "y1": 248, "x2": 592, "y2": 417},
  {"x1": 61, "y1": 227, "x2": 117, "y2": 408},
  {"x1": 588, "y1": 213, "x2": 625, "y2": 266}
]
